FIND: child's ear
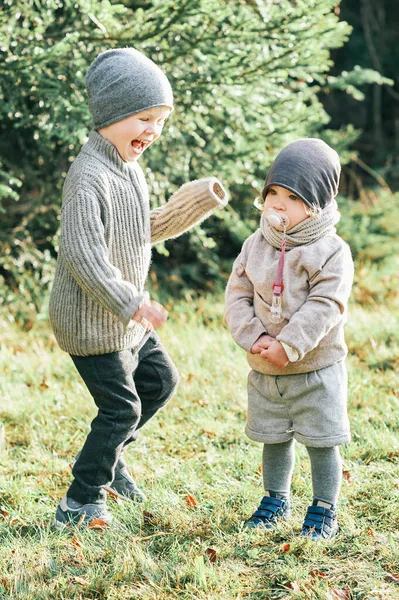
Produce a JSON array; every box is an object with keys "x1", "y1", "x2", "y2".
[{"x1": 305, "y1": 205, "x2": 322, "y2": 220}]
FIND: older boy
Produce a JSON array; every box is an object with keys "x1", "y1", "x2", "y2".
[{"x1": 49, "y1": 48, "x2": 228, "y2": 527}]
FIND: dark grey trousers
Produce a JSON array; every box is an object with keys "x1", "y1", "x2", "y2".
[{"x1": 68, "y1": 332, "x2": 179, "y2": 504}]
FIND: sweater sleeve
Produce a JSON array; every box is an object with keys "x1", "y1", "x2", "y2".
[
  {"x1": 60, "y1": 191, "x2": 144, "y2": 327},
  {"x1": 224, "y1": 243, "x2": 268, "y2": 352},
  {"x1": 276, "y1": 242, "x2": 354, "y2": 360},
  {"x1": 150, "y1": 177, "x2": 228, "y2": 244}
]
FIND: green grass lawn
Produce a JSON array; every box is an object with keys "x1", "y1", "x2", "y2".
[{"x1": 1, "y1": 289, "x2": 399, "y2": 599}]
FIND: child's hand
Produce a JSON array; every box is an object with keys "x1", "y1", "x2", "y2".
[
  {"x1": 251, "y1": 334, "x2": 276, "y2": 354},
  {"x1": 260, "y1": 340, "x2": 289, "y2": 369},
  {"x1": 132, "y1": 300, "x2": 168, "y2": 331}
]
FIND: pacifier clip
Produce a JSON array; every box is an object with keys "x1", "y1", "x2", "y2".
[
  {"x1": 270, "y1": 235, "x2": 286, "y2": 323},
  {"x1": 266, "y1": 211, "x2": 287, "y2": 324}
]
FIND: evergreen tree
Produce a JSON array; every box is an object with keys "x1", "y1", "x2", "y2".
[{"x1": 0, "y1": 0, "x2": 387, "y2": 323}]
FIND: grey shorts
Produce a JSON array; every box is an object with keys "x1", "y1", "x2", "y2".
[{"x1": 245, "y1": 361, "x2": 350, "y2": 447}]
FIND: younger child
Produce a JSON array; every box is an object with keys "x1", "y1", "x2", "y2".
[
  {"x1": 49, "y1": 48, "x2": 228, "y2": 527},
  {"x1": 225, "y1": 139, "x2": 354, "y2": 539}
]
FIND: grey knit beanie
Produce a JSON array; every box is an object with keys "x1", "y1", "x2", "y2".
[
  {"x1": 85, "y1": 48, "x2": 174, "y2": 130},
  {"x1": 262, "y1": 138, "x2": 341, "y2": 209}
]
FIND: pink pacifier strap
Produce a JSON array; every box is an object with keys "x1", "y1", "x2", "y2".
[{"x1": 272, "y1": 236, "x2": 286, "y2": 295}]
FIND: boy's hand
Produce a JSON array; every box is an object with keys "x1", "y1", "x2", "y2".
[
  {"x1": 132, "y1": 300, "x2": 168, "y2": 331},
  {"x1": 260, "y1": 340, "x2": 289, "y2": 369},
  {"x1": 251, "y1": 334, "x2": 275, "y2": 354}
]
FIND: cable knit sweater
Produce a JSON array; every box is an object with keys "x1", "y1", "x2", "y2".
[
  {"x1": 49, "y1": 131, "x2": 228, "y2": 356},
  {"x1": 224, "y1": 227, "x2": 354, "y2": 375}
]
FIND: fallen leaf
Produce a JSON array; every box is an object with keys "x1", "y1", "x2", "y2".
[
  {"x1": 310, "y1": 570, "x2": 327, "y2": 578},
  {"x1": 342, "y1": 470, "x2": 351, "y2": 482},
  {"x1": 185, "y1": 494, "x2": 198, "y2": 508},
  {"x1": 0, "y1": 507, "x2": 9, "y2": 518},
  {"x1": 282, "y1": 543, "x2": 291, "y2": 553},
  {"x1": 39, "y1": 377, "x2": 49, "y2": 391},
  {"x1": 187, "y1": 373, "x2": 195, "y2": 383},
  {"x1": 106, "y1": 488, "x2": 123, "y2": 504},
  {"x1": 71, "y1": 536, "x2": 83, "y2": 548},
  {"x1": 367, "y1": 527, "x2": 375, "y2": 537},
  {"x1": 87, "y1": 518, "x2": 110, "y2": 530},
  {"x1": 200, "y1": 430, "x2": 216, "y2": 438},
  {"x1": 205, "y1": 547, "x2": 217, "y2": 563},
  {"x1": 143, "y1": 510, "x2": 156, "y2": 523},
  {"x1": 286, "y1": 581, "x2": 300, "y2": 591}
]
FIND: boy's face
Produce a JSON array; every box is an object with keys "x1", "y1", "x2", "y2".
[
  {"x1": 98, "y1": 105, "x2": 172, "y2": 162},
  {"x1": 264, "y1": 185, "x2": 309, "y2": 230}
]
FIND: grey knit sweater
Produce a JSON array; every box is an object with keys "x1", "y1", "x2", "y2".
[{"x1": 49, "y1": 131, "x2": 228, "y2": 356}]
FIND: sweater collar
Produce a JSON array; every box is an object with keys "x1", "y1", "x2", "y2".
[{"x1": 82, "y1": 130, "x2": 139, "y2": 180}]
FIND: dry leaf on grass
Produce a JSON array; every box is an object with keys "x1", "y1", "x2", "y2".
[
  {"x1": 342, "y1": 470, "x2": 351, "y2": 482},
  {"x1": 39, "y1": 377, "x2": 49, "y2": 391},
  {"x1": 87, "y1": 518, "x2": 110, "y2": 530},
  {"x1": 309, "y1": 570, "x2": 327, "y2": 579},
  {"x1": 205, "y1": 548, "x2": 217, "y2": 563},
  {"x1": 286, "y1": 581, "x2": 300, "y2": 592},
  {"x1": 71, "y1": 536, "x2": 84, "y2": 548},
  {"x1": 185, "y1": 494, "x2": 198, "y2": 508},
  {"x1": 200, "y1": 429, "x2": 217, "y2": 438},
  {"x1": 142, "y1": 510, "x2": 156, "y2": 523}
]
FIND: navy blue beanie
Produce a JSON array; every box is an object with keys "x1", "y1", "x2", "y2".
[{"x1": 262, "y1": 139, "x2": 341, "y2": 209}]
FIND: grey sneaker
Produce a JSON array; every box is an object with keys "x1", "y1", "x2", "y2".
[
  {"x1": 71, "y1": 454, "x2": 147, "y2": 503},
  {"x1": 53, "y1": 495, "x2": 112, "y2": 530},
  {"x1": 104, "y1": 466, "x2": 147, "y2": 503}
]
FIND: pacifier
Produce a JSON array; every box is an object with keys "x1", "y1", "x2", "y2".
[{"x1": 266, "y1": 210, "x2": 290, "y2": 230}]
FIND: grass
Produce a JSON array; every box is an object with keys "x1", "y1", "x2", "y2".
[{"x1": 1, "y1": 272, "x2": 399, "y2": 599}]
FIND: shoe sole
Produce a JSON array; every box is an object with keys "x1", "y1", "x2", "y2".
[{"x1": 301, "y1": 527, "x2": 339, "y2": 541}]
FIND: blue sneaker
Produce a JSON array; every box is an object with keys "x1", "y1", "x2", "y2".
[
  {"x1": 300, "y1": 503, "x2": 339, "y2": 540},
  {"x1": 244, "y1": 494, "x2": 291, "y2": 529},
  {"x1": 53, "y1": 495, "x2": 112, "y2": 530}
]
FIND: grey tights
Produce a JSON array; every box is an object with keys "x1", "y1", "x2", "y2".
[{"x1": 262, "y1": 441, "x2": 342, "y2": 506}]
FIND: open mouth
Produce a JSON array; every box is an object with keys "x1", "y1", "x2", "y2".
[{"x1": 130, "y1": 139, "x2": 149, "y2": 154}]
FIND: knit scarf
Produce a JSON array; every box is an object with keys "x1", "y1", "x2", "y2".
[{"x1": 260, "y1": 199, "x2": 341, "y2": 250}]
